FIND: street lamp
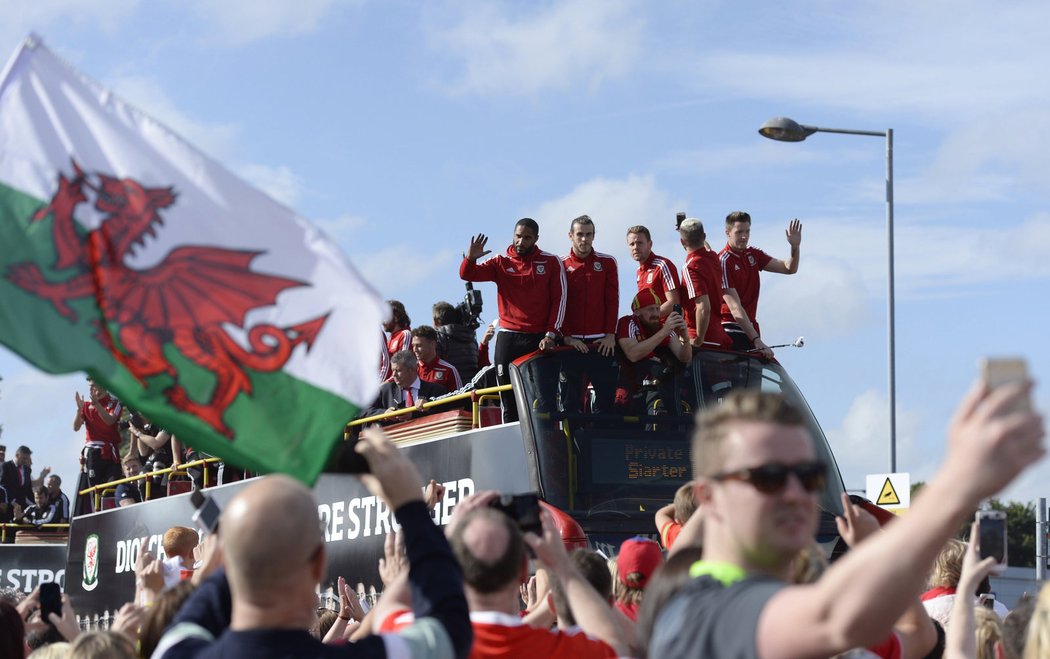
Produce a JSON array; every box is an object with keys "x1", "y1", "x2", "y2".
[{"x1": 758, "y1": 116, "x2": 897, "y2": 473}]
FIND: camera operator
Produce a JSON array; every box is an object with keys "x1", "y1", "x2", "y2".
[{"x1": 433, "y1": 293, "x2": 481, "y2": 384}]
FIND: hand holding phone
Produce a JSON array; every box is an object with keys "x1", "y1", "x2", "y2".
[
  {"x1": 39, "y1": 581, "x2": 62, "y2": 625},
  {"x1": 980, "y1": 357, "x2": 1031, "y2": 414},
  {"x1": 489, "y1": 493, "x2": 543, "y2": 536}
]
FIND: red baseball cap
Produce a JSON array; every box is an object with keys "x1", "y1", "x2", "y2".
[
  {"x1": 631, "y1": 287, "x2": 663, "y2": 312},
  {"x1": 617, "y1": 537, "x2": 663, "y2": 588}
]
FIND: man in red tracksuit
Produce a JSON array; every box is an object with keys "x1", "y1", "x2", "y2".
[
  {"x1": 561, "y1": 214, "x2": 619, "y2": 414},
  {"x1": 461, "y1": 218, "x2": 566, "y2": 421},
  {"x1": 678, "y1": 218, "x2": 733, "y2": 350}
]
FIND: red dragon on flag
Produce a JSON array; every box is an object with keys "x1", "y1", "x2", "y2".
[{"x1": 6, "y1": 161, "x2": 329, "y2": 438}]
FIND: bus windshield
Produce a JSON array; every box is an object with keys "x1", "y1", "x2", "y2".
[{"x1": 510, "y1": 348, "x2": 844, "y2": 521}]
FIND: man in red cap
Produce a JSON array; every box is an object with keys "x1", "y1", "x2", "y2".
[
  {"x1": 615, "y1": 537, "x2": 664, "y2": 621},
  {"x1": 615, "y1": 288, "x2": 691, "y2": 412}
]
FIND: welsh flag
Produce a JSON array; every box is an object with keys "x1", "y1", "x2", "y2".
[{"x1": 0, "y1": 35, "x2": 384, "y2": 484}]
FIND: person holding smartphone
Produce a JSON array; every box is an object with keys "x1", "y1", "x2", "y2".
[{"x1": 649, "y1": 375, "x2": 1043, "y2": 659}]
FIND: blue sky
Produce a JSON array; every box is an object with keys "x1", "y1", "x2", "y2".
[{"x1": 1, "y1": 0, "x2": 1048, "y2": 504}]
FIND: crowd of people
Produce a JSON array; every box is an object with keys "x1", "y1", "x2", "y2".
[
  {"x1": 370, "y1": 211, "x2": 801, "y2": 424},
  {"x1": 2, "y1": 377, "x2": 1044, "y2": 659},
  {"x1": 1, "y1": 444, "x2": 71, "y2": 536}
]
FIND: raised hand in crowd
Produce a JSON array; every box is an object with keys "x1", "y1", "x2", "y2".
[
  {"x1": 192, "y1": 532, "x2": 223, "y2": 586},
  {"x1": 323, "y1": 576, "x2": 364, "y2": 644},
  {"x1": 378, "y1": 529, "x2": 407, "y2": 586},
  {"x1": 944, "y1": 524, "x2": 1002, "y2": 659},
  {"x1": 835, "y1": 492, "x2": 882, "y2": 548},
  {"x1": 49, "y1": 594, "x2": 82, "y2": 642},
  {"x1": 525, "y1": 507, "x2": 628, "y2": 655},
  {"x1": 134, "y1": 539, "x2": 165, "y2": 606},
  {"x1": 423, "y1": 479, "x2": 446, "y2": 512},
  {"x1": 112, "y1": 601, "x2": 148, "y2": 643}
]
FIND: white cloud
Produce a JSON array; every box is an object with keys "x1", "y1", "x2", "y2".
[
  {"x1": 691, "y1": 3, "x2": 1050, "y2": 124},
  {"x1": 760, "y1": 260, "x2": 871, "y2": 342},
  {"x1": 351, "y1": 245, "x2": 458, "y2": 298},
  {"x1": 653, "y1": 141, "x2": 843, "y2": 177},
  {"x1": 530, "y1": 173, "x2": 683, "y2": 315},
  {"x1": 185, "y1": 0, "x2": 349, "y2": 45},
  {"x1": 824, "y1": 389, "x2": 928, "y2": 493},
  {"x1": 427, "y1": 0, "x2": 643, "y2": 97},
  {"x1": 239, "y1": 163, "x2": 305, "y2": 208},
  {"x1": 108, "y1": 74, "x2": 241, "y2": 160}
]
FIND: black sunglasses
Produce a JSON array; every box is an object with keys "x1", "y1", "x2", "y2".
[{"x1": 712, "y1": 460, "x2": 827, "y2": 494}]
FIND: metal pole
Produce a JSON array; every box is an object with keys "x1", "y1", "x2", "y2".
[
  {"x1": 1038, "y1": 497, "x2": 1047, "y2": 582},
  {"x1": 887, "y1": 129, "x2": 896, "y2": 472}
]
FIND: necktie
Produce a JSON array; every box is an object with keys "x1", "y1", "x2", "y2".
[{"x1": 405, "y1": 387, "x2": 414, "y2": 407}]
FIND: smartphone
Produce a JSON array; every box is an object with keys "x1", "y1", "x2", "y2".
[
  {"x1": 490, "y1": 493, "x2": 543, "y2": 536},
  {"x1": 979, "y1": 593, "x2": 996, "y2": 610},
  {"x1": 980, "y1": 357, "x2": 1030, "y2": 413},
  {"x1": 190, "y1": 489, "x2": 222, "y2": 534},
  {"x1": 675, "y1": 212, "x2": 687, "y2": 230},
  {"x1": 672, "y1": 303, "x2": 682, "y2": 316},
  {"x1": 39, "y1": 581, "x2": 62, "y2": 623},
  {"x1": 328, "y1": 436, "x2": 371, "y2": 475},
  {"x1": 976, "y1": 509, "x2": 1008, "y2": 566}
]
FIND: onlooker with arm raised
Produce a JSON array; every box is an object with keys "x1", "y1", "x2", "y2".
[
  {"x1": 153, "y1": 426, "x2": 471, "y2": 659},
  {"x1": 650, "y1": 381, "x2": 1043, "y2": 659}
]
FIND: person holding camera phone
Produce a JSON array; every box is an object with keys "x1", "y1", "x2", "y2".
[
  {"x1": 649, "y1": 374, "x2": 1043, "y2": 659},
  {"x1": 153, "y1": 427, "x2": 472, "y2": 659},
  {"x1": 678, "y1": 218, "x2": 733, "y2": 351}
]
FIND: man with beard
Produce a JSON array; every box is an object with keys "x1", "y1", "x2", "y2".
[
  {"x1": 615, "y1": 288, "x2": 691, "y2": 413},
  {"x1": 649, "y1": 382, "x2": 1044, "y2": 659},
  {"x1": 460, "y1": 219, "x2": 566, "y2": 421}
]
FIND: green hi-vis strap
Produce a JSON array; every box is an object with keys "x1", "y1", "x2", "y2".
[{"x1": 689, "y1": 560, "x2": 747, "y2": 586}]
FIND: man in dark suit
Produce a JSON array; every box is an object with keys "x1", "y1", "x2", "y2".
[
  {"x1": 364, "y1": 350, "x2": 446, "y2": 422},
  {"x1": 1, "y1": 445, "x2": 43, "y2": 509}
]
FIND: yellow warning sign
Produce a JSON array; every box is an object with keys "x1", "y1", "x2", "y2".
[{"x1": 876, "y1": 478, "x2": 900, "y2": 506}]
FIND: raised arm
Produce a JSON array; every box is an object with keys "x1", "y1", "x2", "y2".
[
  {"x1": 762, "y1": 219, "x2": 801, "y2": 275},
  {"x1": 618, "y1": 322, "x2": 674, "y2": 363},
  {"x1": 460, "y1": 233, "x2": 496, "y2": 283},
  {"x1": 73, "y1": 392, "x2": 85, "y2": 431},
  {"x1": 944, "y1": 524, "x2": 999, "y2": 659},
  {"x1": 356, "y1": 427, "x2": 473, "y2": 659},
  {"x1": 756, "y1": 381, "x2": 1044, "y2": 659},
  {"x1": 527, "y1": 508, "x2": 627, "y2": 655}
]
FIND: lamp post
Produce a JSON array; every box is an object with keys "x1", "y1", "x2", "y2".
[{"x1": 758, "y1": 116, "x2": 896, "y2": 473}]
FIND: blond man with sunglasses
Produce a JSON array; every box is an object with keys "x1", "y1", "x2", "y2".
[{"x1": 650, "y1": 385, "x2": 1044, "y2": 659}]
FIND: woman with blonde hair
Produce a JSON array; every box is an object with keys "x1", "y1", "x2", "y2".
[{"x1": 1024, "y1": 582, "x2": 1050, "y2": 659}]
